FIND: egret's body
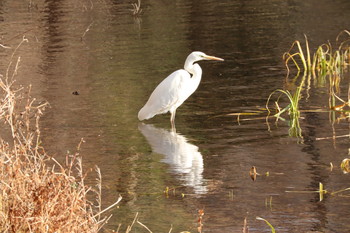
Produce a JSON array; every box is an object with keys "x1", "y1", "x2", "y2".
[{"x1": 138, "y1": 51, "x2": 223, "y2": 127}]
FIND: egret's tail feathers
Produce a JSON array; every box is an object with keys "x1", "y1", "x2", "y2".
[{"x1": 138, "y1": 107, "x2": 154, "y2": 121}]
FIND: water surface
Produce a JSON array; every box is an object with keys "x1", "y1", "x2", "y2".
[{"x1": 1, "y1": 0, "x2": 350, "y2": 232}]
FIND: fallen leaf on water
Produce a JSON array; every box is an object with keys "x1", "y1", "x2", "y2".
[
  {"x1": 250, "y1": 166, "x2": 257, "y2": 181},
  {"x1": 340, "y1": 158, "x2": 350, "y2": 174}
]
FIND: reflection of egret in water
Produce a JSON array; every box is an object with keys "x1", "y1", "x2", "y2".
[{"x1": 139, "y1": 123, "x2": 207, "y2": 194}]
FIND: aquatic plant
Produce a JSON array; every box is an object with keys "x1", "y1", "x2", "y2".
[
  {"x1": 266, "y1": 84, "x2": 303, "y2": 140},
  {"x1": 131, "y1": 0, "x2": 142, "y2": 16},
  {"x1": 256, "y1": 217, "x2": 276, "y2": 233},
  {"x1": 283, "y1": 35, "x2": 311, "y2": 75},
  {"x1": 81, "y1": 21, "x2": 94, "y2": 40},
  {"x1": 266, "y1": 31, "x2": 350, "y2": 139},
  {"x1": 266, "y1": 88, "x2": 301, "y2": 117},
  {"x1": 283, "y1": 31, "x2": 350, "y2": 76},
  {"x1": 242, "y1": 217, "x2": 248, "y2": 233},
  {"x1": 285, "y1": 182, "x2": 326, "y2": 202},
  {"x1": 286, "y1": 181, "x2": 350, "y2": 202}
]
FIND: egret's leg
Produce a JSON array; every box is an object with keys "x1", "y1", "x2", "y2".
[{"x1": 170, "y1": 110, "x2": 176, "y2": 131}]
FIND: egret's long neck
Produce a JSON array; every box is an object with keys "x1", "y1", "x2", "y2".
[
  {"x1": 185, "y1": 61, "x2": 202, "y2": 78},
  {"x1": 184, "y1": 62, "x2": 202, "y2": 90}
]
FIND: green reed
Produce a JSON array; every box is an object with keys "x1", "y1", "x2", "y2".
[
  {"x1": 231, "y1": 31, "x2": 350, "y2": 141},
  {"x1": 256, "y1": 217, "x2": 276, "y2": 233},
  {"x1": 283, "y1": 31, "x2": 350, "y2": 76},
  {"x1": 266, "y1": 83, "x2": 303, "y2": 140},
  {"x1": 266, "y1": 88, "x2": 301, "y2": 117}
]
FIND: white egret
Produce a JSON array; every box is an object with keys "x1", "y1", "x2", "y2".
[{"x1": 138, "y1": 51, "x2": 224, "y2": 127}]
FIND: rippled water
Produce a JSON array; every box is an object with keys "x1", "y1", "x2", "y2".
[{"x1": 1, "y1": 0, "x2": 350, "y2": 232}]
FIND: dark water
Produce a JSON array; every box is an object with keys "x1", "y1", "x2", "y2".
[{"x1": 1, "y1": 0, "x2": 350, "y2": 232}]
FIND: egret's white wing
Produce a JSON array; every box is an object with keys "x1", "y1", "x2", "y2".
[{"x1": 138, "y1": 69, "x2": 190, "y2": 120}]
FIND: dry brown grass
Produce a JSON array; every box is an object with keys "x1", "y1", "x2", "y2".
[{"x1": 0, "y1": 37, "x2": 121, "y2": 233}]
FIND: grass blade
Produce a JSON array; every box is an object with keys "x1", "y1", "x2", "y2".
[{"x1": 256, "y1": 217, "x2": 276, "y2": 233}]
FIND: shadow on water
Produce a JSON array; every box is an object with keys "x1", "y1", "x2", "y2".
[{"x1": 139, "y1": 123, "x2": 207, "y2": 194}]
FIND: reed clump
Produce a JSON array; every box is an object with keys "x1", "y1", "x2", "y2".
[
  {"x1": 283, "y1": 30, "x2": 350, "y2": 76},
  {"x1": 0, "y1": 38, "x2": 120, "y2": 232},
  {"x1": 265, "y1": 85, "x2": 303, "y2": 140},
  {"x1": 265, "y1": 31, "x2": 350, "y2": 139}
]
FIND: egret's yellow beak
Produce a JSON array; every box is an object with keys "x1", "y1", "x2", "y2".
[{"x1": 204, "y1": 55, "x2": 224, "y2": 61}]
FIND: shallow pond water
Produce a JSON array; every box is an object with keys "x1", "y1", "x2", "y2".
[{"x1": 1, "y1": 0, "x2": 350, "y2": 232}]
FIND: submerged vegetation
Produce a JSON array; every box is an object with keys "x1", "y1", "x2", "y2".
[
  {"x1": 232, "y1": 30, "x2": 350, "y2": 206},
  {"x1": 273, "y1": 31, "x2": 350, "y2": 139},
  {"x1": 233, "y1": 30, "x2": 350, "y2": 142},
  {"x1": 256, "y1": 217, "x2": 276, "y2": 233},
  {"x1": 130, "y1": 0, "x2": 142, "y2": 16},
  {"x1": 231, "y1": 31, "x2": 350, "y2": 231},
  {"x1": 283, "y1": 30, "x2": 350, "y2": 76}
]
